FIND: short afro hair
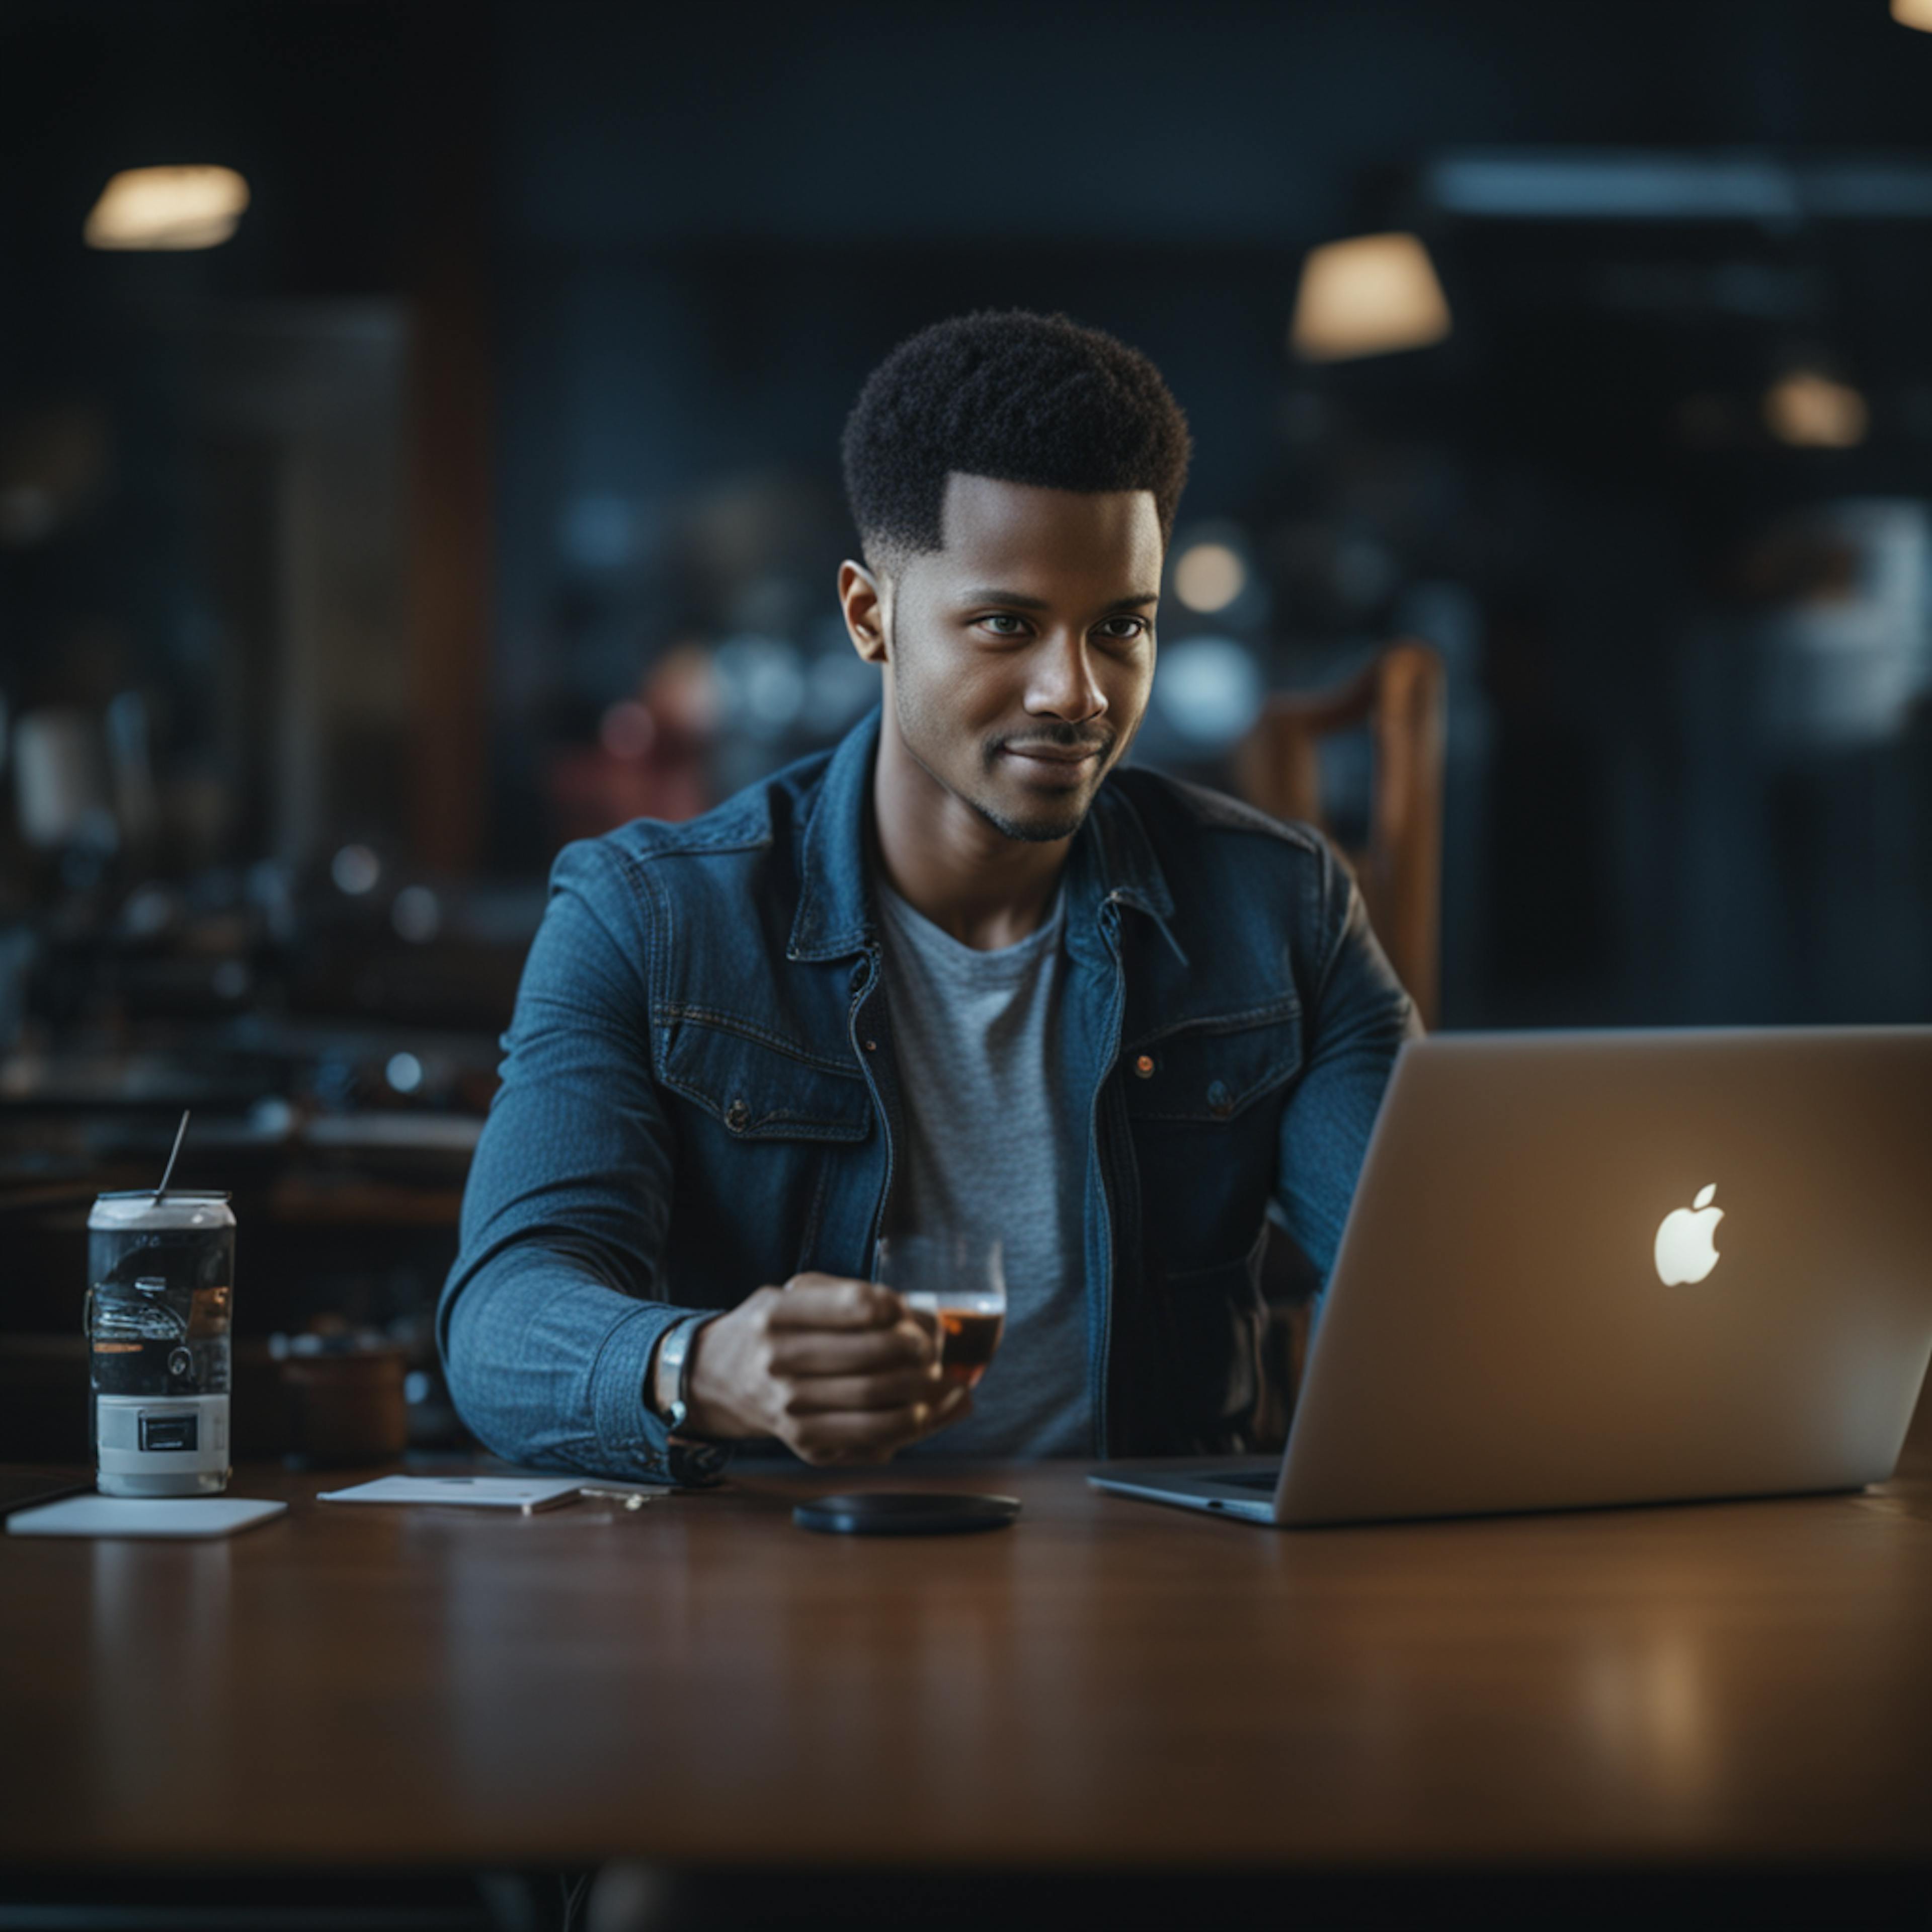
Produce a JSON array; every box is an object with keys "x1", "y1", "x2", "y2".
[{"x1": 841, "y1": 310, "x2": 1192, "y2": 569}]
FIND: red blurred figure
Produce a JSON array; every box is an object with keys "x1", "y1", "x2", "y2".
[{"x1": 546, "y1": 645, "x2": 718, "y2": 840}]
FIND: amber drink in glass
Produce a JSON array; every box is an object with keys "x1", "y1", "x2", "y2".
[{"x1": 875, "y1": 1234, "x2": 1006, "y2": 1391}]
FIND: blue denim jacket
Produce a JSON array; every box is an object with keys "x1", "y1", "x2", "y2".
[{"x1": 438, "y1": 707, "x2": 1418, "y2": 1479}]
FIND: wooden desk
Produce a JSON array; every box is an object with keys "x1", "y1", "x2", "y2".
[{"x1": 3, "y1": 1446, "x2": 1930, "y2": 1873}]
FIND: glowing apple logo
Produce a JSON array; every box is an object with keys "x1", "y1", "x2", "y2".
[{"x1": 1654, "y1": 1183, "x2": 1724, "y2": 1285}]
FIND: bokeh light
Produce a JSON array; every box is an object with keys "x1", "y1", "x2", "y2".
[
  {"x1": 1763, "y1": 371, "x2": 1869, "y2": 449},
  {"x1": 331, "y1": 844, "x2": 381, "y2": 896},
  {"x1": 1291, "y1": 232, "x2": 1452, "y2": 362},
  {"x1": 599, "y1": 700, "x2": 656, "y2": 759},
  {"x1": 1173, "y1": 542, "x2": 1248, "y2": 614},
  {"x1": 83, "y1": 166, "x2": 250, "y2": 251},
  {"x1": 391, "y1": 885, "x2": 443, "y2": 943},
  {"x1": 1155, "y1": 637, "x2": 1264, "y2": 748}
]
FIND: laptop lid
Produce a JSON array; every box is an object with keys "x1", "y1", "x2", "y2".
[{"x1": 1276, "y1": 1028, "x2": 1932, "y2": 1526}]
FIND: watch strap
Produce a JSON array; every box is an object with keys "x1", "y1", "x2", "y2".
[{"x1": 652, "y1": 1312, "x2": 716, "y2": 1433}]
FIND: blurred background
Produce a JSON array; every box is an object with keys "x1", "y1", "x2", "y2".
[{"x1": 5, "y1": 0, "x2": 1932, "y2": 1456}]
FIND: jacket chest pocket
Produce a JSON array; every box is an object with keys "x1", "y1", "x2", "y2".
[
  {"x1": 655, "y1": 1017, "x2": 875, "y2": 1294},
  {"x1": 657, "y1": 1016, "x2": 872, "y2": 1143},
  {"x1": 1122, "y1": 1001, "x2": 1300, "y2": 1272}
]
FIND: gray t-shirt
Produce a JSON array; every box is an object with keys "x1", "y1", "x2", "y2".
[{"x1": 875, "y1": 875, "x2": 1092, "y2": 1458}]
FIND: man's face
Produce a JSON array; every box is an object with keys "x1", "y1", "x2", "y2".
[{"x1": 869, "y1": 472, "x2": 1164, "y2": 844}]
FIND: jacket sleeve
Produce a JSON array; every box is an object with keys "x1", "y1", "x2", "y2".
[
  {"x1": 437, "y1": 837, "x2": 723, "y2": 1481},
  {"x1": 1272, "y1": 843, "x2": 1423, "y2": 1280}
]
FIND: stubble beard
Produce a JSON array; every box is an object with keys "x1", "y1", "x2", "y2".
[
  {"x1": 962, "y1": 768, "x2": 1093, "y2": 845},
  {"x1": 893, "y1": 679, "x2": 1113, "y2": 846}
]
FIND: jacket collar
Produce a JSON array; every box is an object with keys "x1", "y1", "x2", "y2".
[{"x1": 788, "y1": 706, "x2": 1177, "y2": 964}]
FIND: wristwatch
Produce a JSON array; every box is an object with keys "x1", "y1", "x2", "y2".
[{"x1": 649, "y1": 1312, "x2": 716, "y2": 1435}]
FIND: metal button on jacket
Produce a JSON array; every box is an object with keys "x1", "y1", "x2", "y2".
[
  {"x1": 725, "y1": 1098, "x2": 751, "y2": 1132},
  {"x1": 1206, "y1": 1079, "x2": 1234, "y2": 1117}
]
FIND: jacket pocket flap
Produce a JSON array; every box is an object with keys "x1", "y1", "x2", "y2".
[
  {"x1": 657, "y1": 1018, "x2": 872, "y2": 1143},
  {"x1": 1122, "y1": 1002, "x2": 1302, "y2": 1123}
]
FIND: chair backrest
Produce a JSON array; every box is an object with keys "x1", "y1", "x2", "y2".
[{"x1": 1232, "y1": 639, "x2": 1445, "y2": 1029}]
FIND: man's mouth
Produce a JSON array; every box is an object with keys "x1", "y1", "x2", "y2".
[{"x1": 998, "y1": 740, "x2": 1107, "y2": 766}]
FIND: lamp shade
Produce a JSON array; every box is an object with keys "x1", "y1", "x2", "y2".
[
  {"x1": 84, "y1": 167, "x2": 250, "y2": 251},
  {"x1": 1892, "y1": 1, "x2": 1932, "y2": 31},
  {"x1": 1291, "y1": 232, "x2": 1452, "y2": 363}
]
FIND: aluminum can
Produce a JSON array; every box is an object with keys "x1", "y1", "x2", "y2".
[{"x1": 87, "y1": 1190, "x2": 235, "y2": 1496}]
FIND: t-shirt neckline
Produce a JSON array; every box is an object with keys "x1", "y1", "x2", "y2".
[{"x1": 874, "y1": 872, "x2": 1068, "y2": 970}]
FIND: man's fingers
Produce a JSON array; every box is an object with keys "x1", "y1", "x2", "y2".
[
  {"x1": 767, "y1": 1275, "x2": 906, "y2": 1331},
  {"x1": 768, "y1": 1319, "x2": 934, "y2": 1377},
  {"x1": 790, "y1": 1406, "x2": 926, "y2": 1460},
  {"x1": 780, "y1": 1367, "x2": 945, "y2": 1415},
  {"x1": 790, "y1": 1387, "x2": 970, "y2": 1459}
]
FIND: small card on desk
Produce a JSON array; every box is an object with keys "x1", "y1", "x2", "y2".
[
  {"x1": 7, "y1": 1495, "x2": 288, "y2": 1539},
  {"x1": 317, "y1": 1475, "x2": 588, "y2": 1512}
]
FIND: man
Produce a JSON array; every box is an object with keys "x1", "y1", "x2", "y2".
[{"x1": 439, "y1": 310, "x2": 1417, "y2": 1482}]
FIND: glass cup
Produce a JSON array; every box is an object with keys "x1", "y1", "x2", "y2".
[{"x1": 874, "y1": 1234, "x2": 1007, "y2": 1391}]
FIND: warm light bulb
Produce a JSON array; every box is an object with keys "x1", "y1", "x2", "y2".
[
  {"x1": 1290, "y1": 232, "x2": 1452, "y2": 363},
  {"x1": 1892, "y1": 0, "x2": 1932, "y2": 31},
  {"x1": 84, "y1": 166, "x2": 250, "y2": 251},
  {"x1": 1172, "y1": 541, "x2": 1247, "y2": 613},
  {"x1": 1763, "y1": 371, "x2": 1869, "y2": 449}
]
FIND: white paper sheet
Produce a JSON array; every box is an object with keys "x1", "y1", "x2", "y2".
[
  {"x1": 316, "y1": 1475, "x2": 586, "y2": 1512},
  {"x1": 6, "y1": 1495, "x2": 288, "y2": 1539}
]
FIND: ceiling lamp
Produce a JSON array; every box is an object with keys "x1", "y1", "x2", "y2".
[
  {"x1": 1763, "y1": 371, "x2": 1869, "y2": 449},
  {"x1": 1892, "y1": 1, "x2": 1932, "y2": 30},
  {"x1": 1290, "y1": 232, "x2": 1452, "y2": 363},
  {"x1": 84, "y1": 166, "x2": 250, "y2": 251}
]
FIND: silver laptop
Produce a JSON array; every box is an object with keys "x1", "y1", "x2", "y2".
[{"x1": 1091, "y1": 1028, "x2": 1932, "y2": 1526}]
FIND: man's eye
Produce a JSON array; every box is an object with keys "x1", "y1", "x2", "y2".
[
  {"x1": 1096, "y1": 617, "x2": 1149, "y2": 641},
  {"x1": 978, "y1": 614, "x2": 1027, "y2": 636}
]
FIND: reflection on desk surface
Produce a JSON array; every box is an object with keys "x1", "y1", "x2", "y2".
[{"x1": 2, "y1": 1431, "x2": 1929, "y2": 1872}]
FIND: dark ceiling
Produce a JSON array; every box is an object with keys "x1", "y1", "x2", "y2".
[{"x1": 3, "y1": 0, "x2": 1931, "y2": 286}]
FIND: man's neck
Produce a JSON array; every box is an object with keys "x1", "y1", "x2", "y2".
[{"x1": 871, "y1": 717, "x2": 1070, "y2": 951}]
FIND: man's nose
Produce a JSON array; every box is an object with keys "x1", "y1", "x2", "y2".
[{"x1": 1024, "y1": 632, "x2": 1107, "y2": 722}]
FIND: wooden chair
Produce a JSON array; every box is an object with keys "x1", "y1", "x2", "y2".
[
  {"x1": 1232, "y1": 640, "x2": 1447, "y2": 1444},
  {"x1": 1232, "y1": 638, "x2": 1445, "y2": 1029}
]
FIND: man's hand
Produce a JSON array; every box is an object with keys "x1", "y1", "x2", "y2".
[{"x1": 682, "y1": 1273, "x2": 971, "y2": 1465}]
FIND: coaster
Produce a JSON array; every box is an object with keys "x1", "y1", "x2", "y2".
[{"x1": 792, "y1": 1492, "x2": 1021, "y2": 1536}]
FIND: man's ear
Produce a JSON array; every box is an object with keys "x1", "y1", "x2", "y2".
[{"x1": 839, "y1": 558, "x2": 890, "y2": 665}]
